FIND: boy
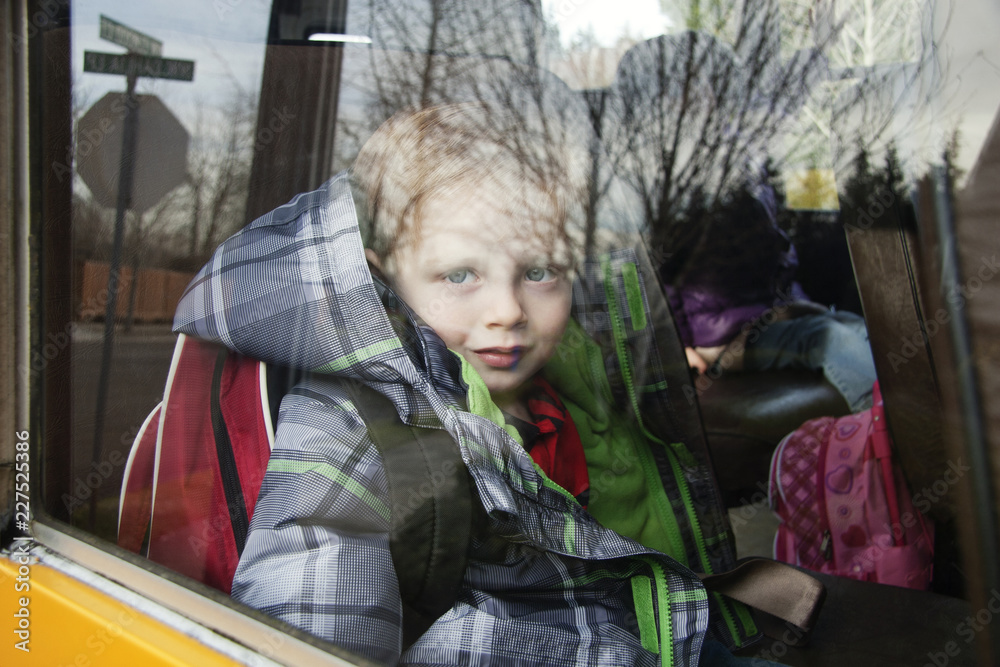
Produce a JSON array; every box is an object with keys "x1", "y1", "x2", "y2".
[{"x1": 173, "y1": 103, "x2": 758, "y2": 665}]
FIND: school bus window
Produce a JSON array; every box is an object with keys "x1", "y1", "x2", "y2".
[
  {"x1": 58, "y1": 4, "x2": 268, "y2": 536},
  {"x1": 14, "y1": 0, "x2": 1000, "y2": 665}
]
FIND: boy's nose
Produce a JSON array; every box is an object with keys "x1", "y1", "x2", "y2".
[{"x1": 485, "y1": 286, "x2": 526, "y2": 329}]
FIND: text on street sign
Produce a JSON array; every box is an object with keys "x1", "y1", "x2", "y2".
[
  {"x1": 99, "y1": 15, "x2": 163, "y2": 57},
  {"x1": 83, "y1": 51, "x2": 195, "y2": 82}
]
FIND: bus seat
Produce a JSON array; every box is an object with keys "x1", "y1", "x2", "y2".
[
  {"x1": 735, "y1": 569, "x2": 974, "y2": 666},
  {"x1": 698, "y1": 370, "x2": 849, "y2": 507},
  {"x1": 842, "y1": 173, "x2": 965, "y2": 597},
  {"x1": 843, "y1": 190, "x2": 952, "y2": 523}
]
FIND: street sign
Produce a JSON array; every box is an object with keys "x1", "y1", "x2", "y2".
[
  {"x1": 99, "y1": 14, "x2": 162, "y2": 57},
  {"x1": 83, "y1": 17, "x2": 197, "y2": 495},
  {"x1": 83, "y1": 51, "x2": 195, "y2": 82},
  {"x1": 76, "y1": 93, "x2": 190, "y2": 213}
]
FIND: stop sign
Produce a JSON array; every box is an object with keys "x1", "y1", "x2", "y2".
[{"x1": 76, "y1": 92, "x2": 189, "y2": 213}]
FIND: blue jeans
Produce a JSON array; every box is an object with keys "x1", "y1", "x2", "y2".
[
  {"x1": 743, "y1": 311, "x2": 877, "y2": 412},
  {"x1": 699, "y1": 638, "x2": 790, "y2": 666}
]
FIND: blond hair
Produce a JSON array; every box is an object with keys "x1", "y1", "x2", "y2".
[{"x1": 352, "y1": 103, "x2": 589, "y2": 265}]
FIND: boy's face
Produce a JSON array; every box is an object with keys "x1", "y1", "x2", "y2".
[{"x1": 375, "y1": 188, "x2": 573, "y2": 413}]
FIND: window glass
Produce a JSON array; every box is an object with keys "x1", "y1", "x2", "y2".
[
  {"x1": 40, "y1": 0, "x2": 1000, "y2": 657},
  {"x1": 65, "y1": 1, "x2": 270, "y2": 538}
]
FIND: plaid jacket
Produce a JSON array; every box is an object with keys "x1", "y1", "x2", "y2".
[{"x1": 174, "y1": 173, "x2": 754, "y2": 666}]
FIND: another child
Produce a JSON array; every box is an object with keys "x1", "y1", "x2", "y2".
[
  {"x1": 173, "y1": 103, "x2": 766, "y2": 665},
  {"x1": 667, "y1": 190, "x2": 877, "y2": 412}
]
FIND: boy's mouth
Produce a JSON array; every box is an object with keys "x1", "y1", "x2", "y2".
[{"x1": 473, "y1": 346, "x2": 524, "y2": 369}]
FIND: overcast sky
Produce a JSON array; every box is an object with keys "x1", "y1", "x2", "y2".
[
  {"x1": 71, "y1": 0, "x2": 1000, "y2": 176},
  {"x1": 932, "y1": 0, "x2": 1000, "y2": 172},
  {"x1": 542, "y1": 0, "x2": 672, "y2": 47},
  {"x1": 71, "y1": 0, "x2": 270, "y2": 127}
]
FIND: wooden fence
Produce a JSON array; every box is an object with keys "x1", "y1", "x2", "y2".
[{"x1": 78, "y1": 261, "x2": 195, "y2": 323}]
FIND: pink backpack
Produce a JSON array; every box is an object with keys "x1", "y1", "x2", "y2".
[{"x1": 768, "y1": 382, "x2": 934, "y2": 589}]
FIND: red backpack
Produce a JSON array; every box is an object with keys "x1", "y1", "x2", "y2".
[
  {"x1": 118, "y1": 334, "x2": 474, "y2": 642},
  {"x1": 118, "y1": 334, "x2": 275, "y2": 591},
  {"x1": 768, "y1": 382, "x2": 935, "y2": 589}
]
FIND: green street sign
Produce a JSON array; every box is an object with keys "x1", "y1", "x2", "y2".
[
  {"x1": 99, "y1": 15, "x2": 163, "y2": 57},
  {"x1": 83, "y1": 51, "x2": 195, "y2": 82}
]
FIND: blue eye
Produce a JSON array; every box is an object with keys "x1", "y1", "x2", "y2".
[
  {"x1": 525, "y1": 267, "x2": 552, "y2": 282},
  {"x1": 446, "y1": 269, "x2": 472, "y2": 284}
]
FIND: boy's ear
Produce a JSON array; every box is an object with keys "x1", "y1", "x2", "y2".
[{"x1": 364, "y1": 248, "x2": 383, "y2": 270}]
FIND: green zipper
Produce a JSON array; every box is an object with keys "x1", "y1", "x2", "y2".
[
  {"x1": 601, "y1": 259, "x2": 696, "y2": 468},
  {"x1": 628, "y1": 420, "x2": 688, "y2": 564},
  {"x1": 660, "y1": 442, "x2": 746, "y2": 642},
  {"x1": 602, "y1": 258, "x2": 687, "y2": 562},
  {"x1": 640, "y1": 557, "x2": 675, "y2": 667},
  {"x1": 601, "y1": 255, "x2": 751, "y2": 644}
]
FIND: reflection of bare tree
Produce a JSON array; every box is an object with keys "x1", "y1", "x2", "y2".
[
  {"x1": 600, "y1": 2, "x2": 828, "y2": 263},
  {"x1": 786, "y1": 0, "x2": 950, "y2": 167},
  {"x1": 579, "y1": 0, "x2": 948, "y2": 273},
  {"x1": 344, "y1": 0, "x2": 598, "y2": 245},
  {"x1": 357, "y1": 0, "x2": 541, "y2": 118},
  {"x1": 788, "y1": 0, "x2": 927, "y2": 68},
  {"x1": 186, "y1": 86, "x2": 256, "y2": 262},
  {"x1": 338, "y1": 0, "x2": 947, "y2": 269}
]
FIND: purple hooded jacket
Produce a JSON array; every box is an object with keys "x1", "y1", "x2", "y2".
[{"x1": 666, "y1": 225, "x2": 808, "y2": 348}]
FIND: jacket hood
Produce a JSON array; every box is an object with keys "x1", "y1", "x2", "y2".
[{"x1": 173, "y1": 173, "x2": 464, "y2": 398}]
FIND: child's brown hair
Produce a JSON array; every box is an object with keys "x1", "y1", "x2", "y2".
[{"x1": 352, "y1": 102, "x2": 590, "y2": 268}]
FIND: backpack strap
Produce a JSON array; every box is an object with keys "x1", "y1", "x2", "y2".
[
  {"x1": 343, "y1": 381, "x2": 475, "y2": 647},
  {"x1": 700, "y1": 558, "x2": 827, "y2": 646},
  {"x1": 869, "y1": 381, "x2": 904, "y2": 542},
  {"x1": 118, "y1": 401, "x2": 162, "y2": 555},
  {"x1": 224, "y1": 360, "x2": 472, "y2": 644}
]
